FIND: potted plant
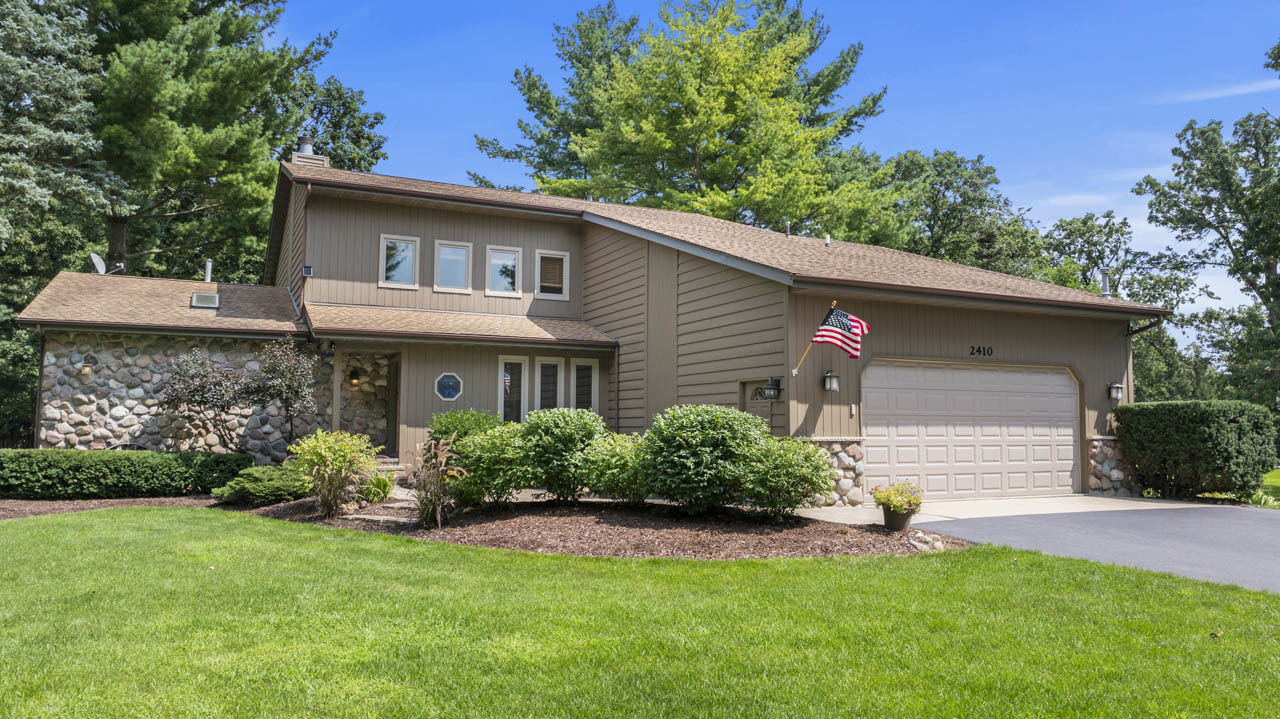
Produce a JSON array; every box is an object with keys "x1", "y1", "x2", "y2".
[{"x1": 870, "y1": 482, "x2": 924, "y2": 532}]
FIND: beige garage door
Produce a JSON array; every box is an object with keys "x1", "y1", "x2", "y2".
[{"x1": 861, "y1": 361, "x2": 1079, "y2": 499}]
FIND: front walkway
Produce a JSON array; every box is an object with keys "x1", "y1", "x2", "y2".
[{"x1": 802, "y1": 496, "x2": 1280, "y2": 593}]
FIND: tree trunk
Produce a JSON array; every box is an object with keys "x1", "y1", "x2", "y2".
[{"x1": 106, "y1": 216, "x2": 129, "y2": 271}]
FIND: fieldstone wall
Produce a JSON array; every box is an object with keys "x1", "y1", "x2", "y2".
[
  {"x1": 338, "y1": 353, "x2": 393, "y2": 453},
  {"x1": 811, "y1": 439, "x2": 866, "y2": 507},
  {"x1": 1088, "y1": 437, "x2": 1133, "y2": 497},
  {"x1": 37, "y1": 331, "x2": 332, "y2": 465}
]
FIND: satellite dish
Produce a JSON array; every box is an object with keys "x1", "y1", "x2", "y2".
[{"x1": 90, "y1": 253, "x2": 107, "y2": 275}]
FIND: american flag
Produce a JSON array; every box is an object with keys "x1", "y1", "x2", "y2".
[{"x1": 812, "y1": 307, "x2": 869, "y2": 359}]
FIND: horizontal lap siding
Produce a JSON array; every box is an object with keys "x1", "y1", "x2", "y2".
[
  {"x1": 277, "y1": 183, "x2": 308, "y2": 304},
  {"x1": 305, "y1": 196, "x2": 582, "y2": 318},
  {"x1": 583, "y1": 226, "x2": 646, "y2": 433},
  {"x1": 675, "y1": 254, "x2": 788, "y2": 435},
  {"x1": 786, "y1": 293, "x2": 1132, "y2": 439}
]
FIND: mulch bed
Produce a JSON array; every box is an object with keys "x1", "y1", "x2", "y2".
[
  {"x1": 0, "y1": 495, "x2": 219, "y2": 520},
  {"x1": 257, "y1": 498, "x2": 968, "y2": 560}
]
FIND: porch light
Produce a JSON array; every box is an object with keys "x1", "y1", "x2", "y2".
[
  {"x1": 348, "y1": 367, "x2": 363, "y2": 386},
  {"x1": 822, "y1": 370, "x2": 840, "y2": 392},
  {"x1": 761, "y1": 377, "x2": 782, "y2": 400},
  {"x1": 1108, "y1": 382, "x2": 1124, "y2": 401}
]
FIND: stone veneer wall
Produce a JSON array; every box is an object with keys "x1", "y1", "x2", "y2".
[
  {"x1": 37, "y1": 332, "x2": 332, "y2": 465},
  {"x1": 811, "y1": 439, "x2": 866, "y2": 507},
  {"x1": 1087, "y1": 436, "x2": 1133, "y2": 497},
  {"x1": 337, "y1": 353, "x2": 393, "y2": 453}
]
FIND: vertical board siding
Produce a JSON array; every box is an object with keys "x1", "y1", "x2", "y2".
[
  {"x1": 276, "y1": 182, "x2": 309, "y2": 305},
  {"x1": 645, "y1": 245, "x2": 678, "y2": 419},
  {"x1": 675, "y1": 253, "x2": 788, "y2": 434},
  {"x1": 304, "y1": 196, "x2": 582, "y2": 318},
  {"x1": 582, "y1": 225, "x2": 646, "y2": 433},
  {"x1": 786, "y1": 293, "x2": 1132, "y2": 439},
  {"x1": 398, "y1": 343, "x2": 613, "y2": 462}
]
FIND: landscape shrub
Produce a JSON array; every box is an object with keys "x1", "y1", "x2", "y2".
[
  {"x1": 211, "y1": 465, "x2": 312, "y2": 506},
  {"x1": 412, "y1": 436, "x2": 468, "y2": 528},
  {"x1": 428, "y1": 409, "x2": 503, "y2": 442},
  {"x1": 0, "y1": 449, "x2": 253, "y2": 499},
  {"x1": 453, "y1": 423, "x2": 525, "y2": 505},
  {"x1": 640, "y1": 404, "x2": 769, "y2": 514},
  {"x1": 519, "y1": 408, "x2": 608, "y2": 501},
  {"x1": 1116, "y1": 401, "x2": 1277, "y2": 499},
  {"x1": 583, "y1": 432, "x2": 648, "y2": 504},
  {"x1": 288, "y1": 430, "x2": 380, "y2": 517},
  {"x1": 357, "y1": 471, "x2": 395, "y2": 504},
  {"x1": 743, "y1": 437, "x2": 833, "y2": 519}
]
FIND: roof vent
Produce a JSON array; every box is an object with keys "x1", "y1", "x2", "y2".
[
  {"x1": 824, "y1": 234, "x2": 832, "y2": 248},
  {"x1": 190, "y1": 292, "x2": 220, "y2": 309},
  {"x1": 1100, "y1": 268, "x2": 1113, "y2": 299},
  {"x1": 290, "y1": 135, "x2": 330, "y2": 168}
]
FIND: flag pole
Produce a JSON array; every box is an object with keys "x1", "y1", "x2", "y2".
[{"x1": 791, "y1": 300, "x2": 837, "y2": 376}]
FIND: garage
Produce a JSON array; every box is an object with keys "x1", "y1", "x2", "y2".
[{"x1": 860, "y1": 360, "x2": 1079, "y2": 499}]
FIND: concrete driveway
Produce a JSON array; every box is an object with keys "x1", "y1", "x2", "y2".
[{"x1": 800, "y1": 496, "x2": 1280, "y2": 593}]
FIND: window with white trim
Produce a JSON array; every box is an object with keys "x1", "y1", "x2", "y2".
[
  {"x1": 535, "y1": 250, "x2": 570, "y2": 301},
  {"x1": 498, "y1": 355, "x2": 528, "y2": 422},
  {"x1": 434, "y1": 240, "x2": 472, "y2": 294},
  {"x1": 486, "y1": 245, "x2": 521, "y2": 298},
  {"x1": 570, "y1": 358, "x2": 600, "y2": 413},
  {"x1": 434, "y1": 372, "x2": 463, "y2": 401},
  {"x1": 379, "y1": 234, "x2": 418, "y2": 289},
  {"x1": 534, "y1": 357, "x2": 564, "y2": 410}
]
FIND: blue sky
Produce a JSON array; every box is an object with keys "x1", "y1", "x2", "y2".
[{"x1": 277, "y1": 0, "x2": 1280, "y2": 316}]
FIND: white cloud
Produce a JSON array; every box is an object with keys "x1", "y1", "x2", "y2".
[{"x1": 1160, "y1": 78, "x2": 1280, "y2": 104}]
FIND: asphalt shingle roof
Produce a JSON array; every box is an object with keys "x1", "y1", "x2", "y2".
[{"x1": 304, "y1": 303, "x2": 616, "y2": 346}]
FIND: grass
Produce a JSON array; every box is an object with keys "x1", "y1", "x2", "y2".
[
  {"x1": 1, "y1": 509, "x2": 1278, "y2": 718},
  {"x1": 1262, "y1": 468, "x2": 1280, "y2": 502}
]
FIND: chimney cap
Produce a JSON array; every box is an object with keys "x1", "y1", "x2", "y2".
[{"x1": 297, "y1": 135, "x2": 315, "y2": 154}]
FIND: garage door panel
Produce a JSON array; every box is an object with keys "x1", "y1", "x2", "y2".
[{"x1": 862, "y1": 362, "x2": 1079, "y2": 500}]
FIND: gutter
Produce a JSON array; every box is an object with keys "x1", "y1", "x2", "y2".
[
  {"x1": 1125, "y1": 316, "x2": 1164, "y2": 337},
  {"x1": 17, "y1": 319, "x2": 303, "y2": 341},
  {"x1": 308, "y1": 326, "x2": 618, "y2": 349}
]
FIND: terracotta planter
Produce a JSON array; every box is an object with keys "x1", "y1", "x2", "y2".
[{"x1": 881, "y1": 507, "x2": 914, "y2": 533}]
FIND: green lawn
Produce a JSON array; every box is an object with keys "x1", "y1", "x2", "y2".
[
  {"x1": 1263, "y1": 468, "x2": 1280, "y2": 501},
  {"x1": 1, "y1": 509, "x2": 1277, "y2": 718}
]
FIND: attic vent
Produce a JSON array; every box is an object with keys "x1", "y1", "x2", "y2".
[
  {"x1": 290, "y1": 152, "x2": 330, "y2": 168},
  {"x1": 190, "y1": 292, "x2": 220, "y2": 309}
]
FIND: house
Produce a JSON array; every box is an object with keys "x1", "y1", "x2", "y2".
[{"x1": 19, "y1": 145, "x2": 1169, "y2": 505}]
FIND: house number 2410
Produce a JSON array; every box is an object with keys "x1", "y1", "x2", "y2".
[{"x1": 969, "y1": 345, "x2": 994, "y2": 357}]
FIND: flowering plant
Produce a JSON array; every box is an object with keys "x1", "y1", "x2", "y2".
[{"x1": 870, "y1": 482, "x2": 924, "y2": 514}]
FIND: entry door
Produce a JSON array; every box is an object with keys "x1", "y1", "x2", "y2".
[{"x1": 861, "y1": 361, "x2": 1079, "y2": 499}]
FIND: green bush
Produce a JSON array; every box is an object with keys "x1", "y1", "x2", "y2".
[
  {"x1": 744, "y1": 437, "x2": 833, "y2": 519},
  {"x1": 584, "y1": 432, "x2": 648, "y2": 504},
  {"x1": 519, "y1": 408, "x2": 608, "y2": 501},
  {"x1": 212, "y1": 465, "x2": 312, "y2": 506},
  {"x1": 0, "y1": 449, "x2": 253, "y2": 500},
  {"x1": 1115, "y1": 400, "x2": 1277, "y2": 499},
  {"x1": 358, "y1": 471, "x2": 395, "y2": 504},
  {"x1": 454, "y1": 423, "x2": 526, "y2": 505},
  {"x1": 428, "y1": 409, "x2": 503, "y2": 442},
  {"x1": 640, "y1": 404, "x2": 769, "y2": 514},
  {"x1": 288, "y1": 430, "x2": 380, "y2": 518}
]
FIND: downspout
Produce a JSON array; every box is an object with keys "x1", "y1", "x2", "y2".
[
  {"x1": 1125, "y1": 316, "x2": 1163, "y2": 337},
  {"x1": 300, "y1": 182, "x2": 311, "y2": 308},
  {"x1": 31, "y1": 326, "x2": 45, "y2": 449}
]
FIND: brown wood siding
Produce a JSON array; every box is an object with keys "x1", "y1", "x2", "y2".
[
  {"x1": 675, "y1": 253, "x2": 789, "y2": 434},
  {"x1": 276, "y1": 182, "x2": 309, "y2": 304},
  {"x1": 582, "y1": 225, "x2": 647, "y2": 433},
  {"x1": 646, "y1": 244, "x2": 678, "y2": 419},
  {"x1": 787, "y1": 293, "x2": 1131, "y2": 439},
  {"x1": 304, "y1": 196, "x2": 582, "y2": 318},
  {"x1": 398, "y1": 342, "x2": 613, "y2": 463}
]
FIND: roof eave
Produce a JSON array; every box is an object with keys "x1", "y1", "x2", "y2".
[
  {"x1": 791, "y1": 275, "x2": 1172, "y2": 319},
  {"x1": 307, "y1": 325, "x2": 618, "y2": 349},
  {"x1": 18, "y1": 318, "x2": 306, "y2": 340}
]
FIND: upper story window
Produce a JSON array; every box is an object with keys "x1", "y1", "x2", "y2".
[
  {"x1": 486, "y1": 246, "x2": 522, "y2": 298},
  {"x1": 535, "y1": 250, "x2": 570, "y2": 301},
  {"x1": 434, "y1": 240, "x2": 472, "y2": 294},
  {"x1": 379, "y1": 234, "x2": 419, "y2": 289}
]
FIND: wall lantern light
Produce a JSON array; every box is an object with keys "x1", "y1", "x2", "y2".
[
  {"x1": 348, "y1": 366, "x2": 363, "y2": 386},
  {"x1": 822, "y1": 370, "x2": 840, "y2": 392},
  {"x1": 1108, "y1": 382, "x2": 1124, "y2": 402},
  {"x1": 761, "y1": 377, "x2": 782, "y2": 400},
  {"x1": 80, "y1": 354, "x2": 98, "y2": 376}
]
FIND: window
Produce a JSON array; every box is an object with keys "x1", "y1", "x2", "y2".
[
  {"x1": 434, "y1": 372, "x2": 463, "y2": 401},
  {"x1": 433, "y1": 240, "x2": 471, "y2": 294},
  {"x1": 570, "y1": 358, "x2": 599, "y2": 413},
  {"x1": 535, "y1": 250, "x2": 570, "y2": 301},
  {"x1": 534, "y1": 357, "x2": 564, "y2": 410},
  {"x1": 379, "y1": 234, "x2": 418, "y2": 289},
  {"x1": 498, "y1": 356, "x2": 528, "y2": 422},
  {"x1": 485, "y1": 246, "x2": 521, "y2": 298}
]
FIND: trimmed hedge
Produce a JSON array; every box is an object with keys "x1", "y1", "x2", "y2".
[
  {"x1": 744, "y1": 437, "x2": 835, "y2": 519},
  {"x1": 1115, "y1": 401, "x2": 1277, "y2": 499},
  {"x1": 640, "y1": 405, "x2": 770, "y2": 514},
  {"x1": 453, "y1": 423, "x2": 526, "y2": 506},
  {"x1": 519, "y1": 408, "x2": 608, "y2": 501},
  {"x1": 584, "y1": 432, "x2": 647, "y2": 504},
  {"x1": 211, "y1": 465, "x2": 312, "y2": 507},
  {"x1": 0, "y1": 449, "x2": 254, "y2": 499},
  {"x1": 428, "y1": 409, "x2": 503, "y2": 442}
]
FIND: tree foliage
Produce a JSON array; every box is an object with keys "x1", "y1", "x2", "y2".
[
  {"x1": 242, "y1": 337, "x2": 319, "y2": 441},
  {"x1": 159, "y1": 351, "x2": 248, "y2": 450}
]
